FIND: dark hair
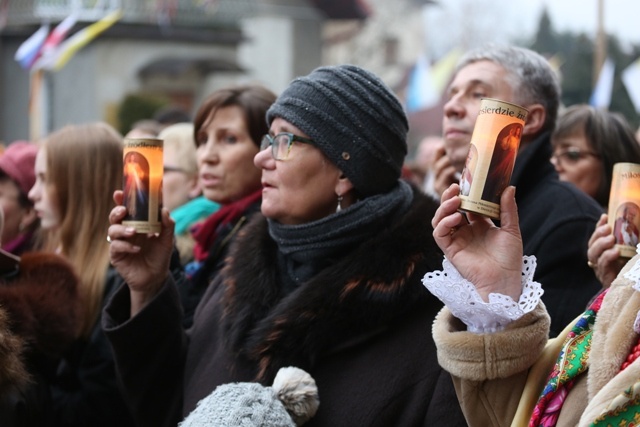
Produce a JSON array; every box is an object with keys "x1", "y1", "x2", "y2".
[
  {"x1": 128, "y1": 119, "x2": 162, "y2": 137},
  {"x1": 552, "y1": 104, "x2": 640, "y2": 206},
  {"x1": 153, "y1": 106, "x2": 191, "y2": 125},
  {"x1": 0, "y1": 171, "x2": 32, "y2": 208},
  {"x1": 193, "y1": 85, "x2": 277, "y2": 147}
]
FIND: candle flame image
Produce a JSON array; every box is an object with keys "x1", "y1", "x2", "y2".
[
  {"x1": 123, "y1": 151, "x2": 149, "y2": 219},
  {"x1": 122, "y1": 138, "x2": 163, "y2": 233},
  {"x1": 459, "y1": 98, "x2": 528, "y2": 219}
]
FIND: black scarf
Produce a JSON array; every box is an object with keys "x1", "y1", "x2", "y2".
[{"x1": 268, "y1": 181, "x2": 413, "y2": 290}]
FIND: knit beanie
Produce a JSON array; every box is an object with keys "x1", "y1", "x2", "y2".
[
  {"x1": 179, "y1": 367, "x2": 319, "y2": 427},
  {"x1": 0, "y1": 141, "x2": 37, "y2": 196},
  {"x1": 266, "y1": 64, "x2": 408, "y2": 197}
]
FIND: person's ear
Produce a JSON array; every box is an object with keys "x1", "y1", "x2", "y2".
[
  {"x1": 186, "y1": 175, "x2": 201, "y2": 199},
  {"x1": 522, "y1": 104, "x2": 546, "y2": 136},
  {"x1": 20, "y1": 206, "x2": 38, "y2": 231},
  {"x1": 335, "y1": 172, "x2": 354, "y2": 194},
  {"x1": 335, "y1": 172, "x2": 355, "y2": 207}
]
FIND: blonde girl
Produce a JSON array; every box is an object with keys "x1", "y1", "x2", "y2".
[{"x1": 29, "y1": 122, "x2": 134, "y2": 426}]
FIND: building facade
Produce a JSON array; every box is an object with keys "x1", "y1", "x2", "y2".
[{"x1": 0, "y1": 0, "x2": 366, "y2": 142}]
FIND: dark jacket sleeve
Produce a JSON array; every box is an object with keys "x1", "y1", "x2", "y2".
[
  {"x1": 513, "y1": 138, "x2": 603, "y2": 338},
  {"x1": 50, "y1": 268, "x2": 135, "y2": 427},
  {"x1": 103, "y1": 277, "x2": 188, "y2": 427},
  {"x1": 532, "y1": 216, "x2": 601, "y2": 337},
  {"x1": 50, "y1": 319, "x2": 135, "y2": 427}
]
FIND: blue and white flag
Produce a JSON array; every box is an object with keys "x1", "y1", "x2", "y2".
[
  {"x1": 589, "y1": 58, "x2": 615, "y2": 109},
  {"x1": 406, "y1": 54, "x2": 438, "y2": 113},
  {"x1": 35, "y1": 9, "x2": 122, "y2": 71},
  {"x1": 14, "y1": 24, "x2": 49, "y2": 70},
  {"x1": 406, "y1": 48, "x2": 462, "y2": 113},
  {"x1": 622, "y1": 57, "x2": 640, "y2": 114}
]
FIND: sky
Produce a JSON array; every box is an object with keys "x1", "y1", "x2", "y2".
[{"x1": 422, "y1": 0, "x2": 640, "y2": 57}]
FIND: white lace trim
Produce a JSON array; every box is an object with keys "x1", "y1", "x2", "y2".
[{"x1": 422, "y1": 256, "x2": 543, "y2": 334}]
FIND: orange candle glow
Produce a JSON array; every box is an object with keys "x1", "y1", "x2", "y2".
[
  {"x1": 459, "y1": 98, "x2": 528, "y2": 219},
  {"x1": 122, "y1": 137, "x2": 164, "y2": 234},
  {"x1": 608, "y1": 162, "x2": 640, "y2": 258}
]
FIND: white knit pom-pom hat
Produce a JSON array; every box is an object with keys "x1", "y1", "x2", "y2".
[{"x1": 179, "y1": 367, "x2": 319, "y2": 427}]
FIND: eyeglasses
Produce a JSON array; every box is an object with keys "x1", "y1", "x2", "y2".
[
  {"x1": 163, "y1": 166, "x2": 187, "y2": 174},
  {"x1": 260, "y1": 132, "x2": 314, "y2": 161},
  {"x1": 550, "y1": 147, "x2": 600, "y2": 165}
]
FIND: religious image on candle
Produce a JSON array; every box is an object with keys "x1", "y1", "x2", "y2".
[
  {"x1": 458, "y1": 98, "x2": 528, "y2": 219},
  {"x1": 122, "y1": 138, "x2": 163, "y2": 233},
  {"x1": 608, "y1": 163, "x2": 640, "y2": 258}
]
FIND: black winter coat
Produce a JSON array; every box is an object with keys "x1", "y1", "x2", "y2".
[
  {"x1": 104, "y1": 188, "x2": 468, "y2": 427},
  {"x1": 511, "y1": 132, "x2": 604, "y2": 336},
  {"x1": 178, "y1": 198, "x2": 261, "y2": 329},
  {"x1": 51, "y1": 266, "x2": 135, "y2": 427}
]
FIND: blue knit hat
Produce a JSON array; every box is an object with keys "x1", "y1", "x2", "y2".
[{"x1": 266, "y1": 64, "x2": 408, "y2": 197}]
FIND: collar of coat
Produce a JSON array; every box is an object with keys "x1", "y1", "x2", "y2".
[
  {"x1": 0, "y1": 252, "x2": 81, "y2": 397},
  {"x1": 584, "y1": 258, "x2": 640, "y2": 423},
  {"x1": 511, "y1": 131, "x2": 555, "y2": 193},
  {"x1": 219, "y1": 187, "x2": 444, "y2": 381}
]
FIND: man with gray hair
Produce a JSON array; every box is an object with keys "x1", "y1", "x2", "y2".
[{"x1": 433, "y1": 44, "x2": 603, "y2": 336}]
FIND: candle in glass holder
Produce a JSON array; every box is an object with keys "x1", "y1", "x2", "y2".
[
  {"x1": 608, "y1": 162, "x2": 640, "y2": 258},
  {"x1": 122, "y1": 137, "x2": 163, "y2": 234},
  {"x1": 459, "y1": 98, "x2": 528, "y2": 219}
]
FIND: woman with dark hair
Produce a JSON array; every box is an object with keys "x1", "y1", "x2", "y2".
[
  {"x1": 551, "y1": 104, "x2": 640, "y2": 208},
  {"x1": 551, "y1": 105, "x2": 640, "y2": 288},
  {"x1": 104, "y1": 66, "x2": 466, "y2": 426},
  {"x1": 177, "y1": 85, "x2": 277, "y2": 327}
]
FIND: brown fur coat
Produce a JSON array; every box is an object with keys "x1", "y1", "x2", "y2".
[{"x1": 0, "y1": 252, "x2": 80, "y2": 399}]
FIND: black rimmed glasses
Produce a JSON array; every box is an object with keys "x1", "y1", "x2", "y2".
[
  {"x1": 550, "y1": 147, "x2": 600, "y2": 165},
  {"x1": 260, "y1": 132, "x2": 314, "y2": 161},
  {"x1": 163, "y1": 166, "x2": 187, "y2": 174}
]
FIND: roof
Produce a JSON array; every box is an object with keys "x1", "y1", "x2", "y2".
[
  {"x1": 310, "y1": 0, "x2": 372, "y2": 19},
  {"x1": 138, "y1": 57, "x2": 243, "y2": 79}
]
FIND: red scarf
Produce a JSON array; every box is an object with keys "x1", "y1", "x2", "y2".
[{"x1": 191, "y1": 190, "x2": 262, "y2": 262}]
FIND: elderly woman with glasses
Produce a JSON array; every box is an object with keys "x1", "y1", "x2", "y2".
[
  {"x1": 550, "y1": 105, "x2": 640, "y2": 289},
  {"x1": 103, "y1": 65, "x2": 467, "y2": 426}
]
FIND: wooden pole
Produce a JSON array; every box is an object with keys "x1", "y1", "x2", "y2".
[
  {"x1": 28, "y1": 69, "x2": 42, "y2": 141},
  {"x1": 28, "y1": 69, "x2": 50, "y2": 141}
]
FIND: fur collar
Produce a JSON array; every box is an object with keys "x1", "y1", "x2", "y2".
[
  {"x1": 584, "y1": 255, "x2": 640, "y2": 423},
  {"x1": 0, "y1": 251, "x2": 81, "y2": 395},
  {"x1": 219, "y1": 188, "x2": 443, "y2": 381},
  {"x1": 0, "y1": 306, "x2": 28, "y2": 398}
]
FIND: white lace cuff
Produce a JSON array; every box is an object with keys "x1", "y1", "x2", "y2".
[{"x1": 422, "y1": 256, "x2": 543, "y2": 333}]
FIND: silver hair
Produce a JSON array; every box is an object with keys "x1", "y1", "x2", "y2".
[{"x1": 456, "y1": 44, "x2": 561, "y2": 134}]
